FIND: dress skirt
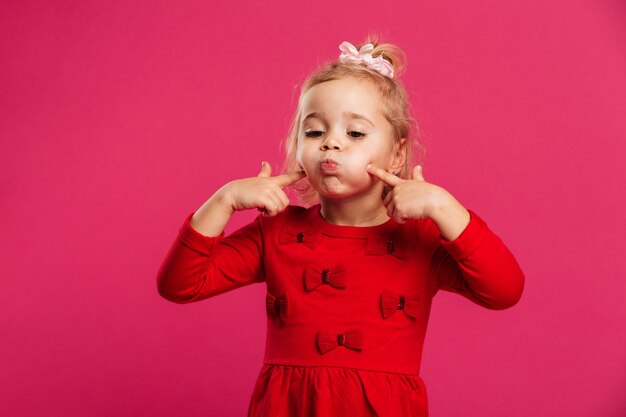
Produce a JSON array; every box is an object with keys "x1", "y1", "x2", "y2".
[{"x1": 247, "y1": 364, "x2": 429, "y2": 417}]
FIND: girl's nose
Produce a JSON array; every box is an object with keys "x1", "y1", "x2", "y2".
[{"x1": 320, "y1": 134, "x2": 342, "y2": 151}]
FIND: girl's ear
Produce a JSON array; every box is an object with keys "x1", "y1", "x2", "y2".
[{"x1": 389, "y1": 138, "x2": 408, "y2": 172}]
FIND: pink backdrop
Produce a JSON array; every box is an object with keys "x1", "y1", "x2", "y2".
[{"x1": 2, "y1": 0, "x2": 625, "y2": 416}]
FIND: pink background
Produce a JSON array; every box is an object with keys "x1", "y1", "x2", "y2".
[{"x1": 2, "y1": 0, "x2": 625, "y2": 416}]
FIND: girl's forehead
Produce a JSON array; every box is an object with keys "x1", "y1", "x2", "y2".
[{"x1": 300, "y1": 79, "x2": 384, "y2": 122}]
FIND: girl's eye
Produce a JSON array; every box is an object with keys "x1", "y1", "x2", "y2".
[
  {"x1": 304, "y1": 131, "x2": 366, "y2": 138},
  {"x1": 348, "y1": 131, "x2": 366, "y2": 138}
]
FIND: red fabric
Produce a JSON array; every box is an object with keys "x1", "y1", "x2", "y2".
[{"x1": 157, "y1": 204, "x2": 525, "y2": 416}]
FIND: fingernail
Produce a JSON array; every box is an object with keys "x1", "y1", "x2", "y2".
[
  {"x1": 367, "y1": 164, "x2": 372, "y2": 170},
  {"x1": 262, "y1": 161, "x2": 266, "y2": 167}
]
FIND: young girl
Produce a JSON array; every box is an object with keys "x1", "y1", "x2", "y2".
[{"x1": 157, "y1": 36, "x2": 525, "y2": 417}]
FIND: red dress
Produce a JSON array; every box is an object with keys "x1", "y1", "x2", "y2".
[{"x1": 157, "y1": 204, "x2": 525, "y2": 416}]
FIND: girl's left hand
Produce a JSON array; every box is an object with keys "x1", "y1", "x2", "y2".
[{"x1": 366, "y1": 163, "x2": 447, "y2": 223}]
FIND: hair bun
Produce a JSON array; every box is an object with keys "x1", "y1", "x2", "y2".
[{"x1": 357, "y1": 34, "x2": 408, "y2": 78}]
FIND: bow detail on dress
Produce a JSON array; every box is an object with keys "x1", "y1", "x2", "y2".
[
  {"x1": 365, "y1": 233, "x2": 411, "y2": 260},
  {"x1": 316, "y1": 329, "x2": 365, "y2": 354},
  {"x1": 265, "y1": 292, "x2": 289, "y2": 321},
  {"x1": 303, "y1": 264, "x2": 348, "y2": 291},
  {"x1": 380, "y1": 290, "x2": 420, "y2": 319},
  {"x1": 278, "y1": 223, "x2": 323, "y2": 249}
]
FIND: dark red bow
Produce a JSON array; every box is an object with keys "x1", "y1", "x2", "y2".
[
  {"x1": 365, "y1": 234, "x2": 411, "y2": 260},
  {"x1": 265, "y1": 292, "x2": 289, "y2": 321},
  {"x1": 380, "y1": 290, "x2": 419, "y2": 319},
  {"x1": 303, "y1": 264, "x2": 348, "y2": 291},
  {"x1": 316, "y1": 329, "x2": 365, "y2": 354},
  {"x1": 278, "y1": 224, "x2": 323, "y2": 249}
]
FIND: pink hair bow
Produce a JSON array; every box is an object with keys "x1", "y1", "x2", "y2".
[{"x1": 338, "y1": 41, "x2": 394, "y2": 78}]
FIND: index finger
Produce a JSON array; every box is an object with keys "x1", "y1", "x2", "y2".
[
  {"x1": 366, "y1": 164, "x2": 402, "y2": 187},
  {"x1": 273, "y1": 170, "x2": 307, "y2": 187}
]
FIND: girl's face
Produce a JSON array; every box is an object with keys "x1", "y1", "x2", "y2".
[{"x1": 296, "y1": 77, "x2": 401, "y2": 200}]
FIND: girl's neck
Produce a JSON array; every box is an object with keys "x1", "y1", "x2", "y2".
[{"x1": 318, "y1": 193, "x2": 390, "y2": 227}]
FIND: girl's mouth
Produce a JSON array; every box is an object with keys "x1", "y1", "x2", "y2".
[{"x1": 320, "y1": 159, "x2": 339, "y2": 172}]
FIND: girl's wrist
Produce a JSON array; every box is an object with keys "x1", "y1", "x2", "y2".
[
  {"x1": 425, "y1": 186, "x2": 452, "y2": 219},
  {"x1": 427, "y1": 189, "x2": 471, "y2": 241},
  {"x1": 215, "y1": 183, "x2": 236, "y2": 214}
]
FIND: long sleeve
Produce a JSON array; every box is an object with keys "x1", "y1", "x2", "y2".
[
  {"x1": 156, "y1": 211, "x2": 266, "y2": 304},
  {"x1": 428, "y1": 209, "x2": 525, "y2": 310}
]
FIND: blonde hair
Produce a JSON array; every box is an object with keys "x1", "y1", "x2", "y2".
[{"x1": 281, "y1": 34, "x2": 426, "y2": 206}]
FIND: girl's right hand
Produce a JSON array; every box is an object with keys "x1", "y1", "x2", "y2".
[{"x1": 223, "y1": 161, "x2": 306, "y2": 216}]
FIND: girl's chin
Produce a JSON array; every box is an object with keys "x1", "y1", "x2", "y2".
[
  {"x1": 315, "y1": 187, "x2": 345, "y2": 199},
  {"x1": 316, "y1": 186, "x2": 376, "y2": 201},
  {"x1": 309, "y1": 175, "x2": 375, "y2": 197},
  {"x1": 313, "y1": 183, "x2": 348, "y2": 199}
]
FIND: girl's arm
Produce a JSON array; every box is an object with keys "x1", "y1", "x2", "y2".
[
  {"x1": 156, "y1": 202, "x2": 265, "y2": 304},
  {"x1": 156, "y1": 162, "x2": 305, "y2": 304},
  {"x1": 188, "y1": 185, "x2": 236, "y2": 237},
  {"x1": 365, "y1": 163, "x2": 524, "y2": 309},
  {"x1": 428, "y1": 207, "x2": 525, "y2": 310}
]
